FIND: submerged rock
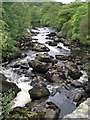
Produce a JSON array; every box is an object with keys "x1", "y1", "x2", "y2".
[{"x1": 29, "y1": 83, "x2": 50, "y2": 100}]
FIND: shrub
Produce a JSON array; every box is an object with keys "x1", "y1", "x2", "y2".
[{"x1": 0, "y1": 91, "x2": 15, "y2": 119}]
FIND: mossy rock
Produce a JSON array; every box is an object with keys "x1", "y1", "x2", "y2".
[{"x1": 29, "y1": 83, "x2": 50, "y2": 100}]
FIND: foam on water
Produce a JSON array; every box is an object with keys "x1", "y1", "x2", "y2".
[
  {"x1": 13, "y1": 82, "x2": 32, "y2": 108},
  {"x1": 57, "y1": 42, "x2": 70, "y2": 51}
]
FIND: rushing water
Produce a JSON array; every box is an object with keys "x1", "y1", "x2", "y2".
[{"x1": 0, "y1": 27, "x2": 88, "y2": 118}]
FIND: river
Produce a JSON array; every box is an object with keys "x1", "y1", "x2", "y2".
[{"x1": 0, "y1": 27, "x2": 88, "y2": 119}]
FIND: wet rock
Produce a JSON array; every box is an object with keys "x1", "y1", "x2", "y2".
[
  {"x1": 54, "y1": 37, "x2": 61, "y2": 43},
  {"x1": 20, "y1": 53, "x2": 27, "y2": 58},
  {"x1": 46, "y1": 32, "x2": 56, "y2": 37},
  {"x1": 29, "y1": 60, "x2": 52, "y2": 73},
  {"x1": 83, "y1": 81, "x2": 90, "y2": 93},
  {"x1": 73, "y1": 92, "x2": 82, "y2": 102},
  {"x1": 44, "y1": 102, "x2": 60, "y2": 119},
  {"x1": 45, "y1": 64, "x2": 66, "y2": 82},
  {"x1": 56, "y1": 55, "x2": 72, "y2": 61},
  {"x1": 29, "y1": 53, "x2": 57, "y2": 73},
  {"x1": 76, "y1": 97, "x2": 87, "y2": 107},
  {"x1": 26, "y1": 101, "x2": 60, "y2": 119},
  {"x1": 46, "y1": 41, "x2": 57, "y2": 46},
  {"x1": 56, "y1": 32, "x2": 63, "y2": 38},
  {"x1": 0, "y1": 78, "x2": 21, "y2": 95},
  {"x1": 8, "y1": 50, "x2": 22, "y2": 61},
  {"x1": 71, "y1": 80, "x2": 82, "y2": 88},
  {"x1": 11, "y1": 101, "x2": 60, "y2": 120},
  {"x1": 31, "y1": 42, "x2": 50, "y2": 52},
  {"x1": 20, "y1": 63, "x2": 29, "y2": 70},
  {"x1": 36, "y1": 53, "x2": 57, "y2": 65},
  {"x1": 13, "y1": 62, "x2": 21, "y2": 68},
  {"x1": 29, "y1": 83, "x2": 50, "y2": 100},
  {"x1": 10, "y1": 107, "x2": 29, "y2": 119},
  {"x1": 65, "y1": 62, "x2": 82, "y2": 79}
]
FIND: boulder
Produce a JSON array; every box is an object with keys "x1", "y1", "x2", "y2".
[
  {"x1": 29, "y1": 53, "x2": 57, "y2": 73},
  {"x1": 83, "y1": 81, "x2": 90, "y2": 93},
  {"x1": 13, "y1": 62, "x2": 21, "y2": 68},
  {"x1": 46, "y1": 41, "x2": 57, "y2": 46},
  {"x1": 55, "y1": 55, "x2": 72, "y2": 61},
  {"x1": 20, "y1": 63, "x2": 29, "y2": 70},
  {"x1": 54, "y1": 37, "x2": 61, "y2": 43},
  {"x1": 35, "y1": 53, "x2": 57, "y2": 65},
  {"x1": 29, "y1": 83, "x2": 50, "y2": 100},
  {"x1": 46, "y1": 32, "x2": 56, "y2": 37},
  {"x1": 31, "y1": 42, "x2": 50, "y2": 52},
  {"x1": 45, "y1": 64, "x2": 66, "y2": 82},
  {"x1": 11, "y1": 101, "x2": 60, "y2": 120},
  {"x1": 65, "y1": 62, "x2": 82, "y2": 80},
  {"x1": 29, "y1": 60, "x2": 52, "y2": 73},
  {"x1": 70, "y1": 80, "x2": 82, "y2": 88},
  {"x1": 0, "y1": 77, "x2": 20, "y2": 95},
  {"x1": 73, "y1": 92, "x2": 82, "y2": 102},
  {"x1": 56, "y1": 32, "x2": 63, "y2": 38}
]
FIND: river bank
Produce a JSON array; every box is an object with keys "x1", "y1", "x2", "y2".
[{"x1": 0, "y1": 27, "x2": 90, "y2": 119}]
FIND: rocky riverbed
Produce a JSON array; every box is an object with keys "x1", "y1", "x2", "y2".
[{"x1": 0, "y1": 27, "x2": 90, "y2": 119}]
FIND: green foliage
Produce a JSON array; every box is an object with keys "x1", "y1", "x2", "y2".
[
  {"x1": 80, "y1": 13, "x2": 90, "y2": 47},
  {"x1": 40, "y1": 3, "x2": 61, "y2": 27},
  {"x1": 72, "y1": 3, "x2": 88, "y2": 41},
  {"x1": 0, "y1": 91, "x2": 15, "y2": 119},
  {"x1": 2, "y1": 2, "x2": 31, "y2": 59},
  {"x1": 0, "y1": 20, "x2": 17, "y2": 58},
  {"x1": 2, "y1": 2, "x2": 31, "y2": 38},
  {"x1": 1, "y1": 1, "x2": 90, "y2": 59}
]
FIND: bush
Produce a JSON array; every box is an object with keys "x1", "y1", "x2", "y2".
[{"x1": 0, "y1": 91, "x2": 15, "y2": 119}]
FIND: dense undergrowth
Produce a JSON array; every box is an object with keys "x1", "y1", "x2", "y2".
[{"x1": 1, "y1": 1, "x2": 90, "y2": 59}]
